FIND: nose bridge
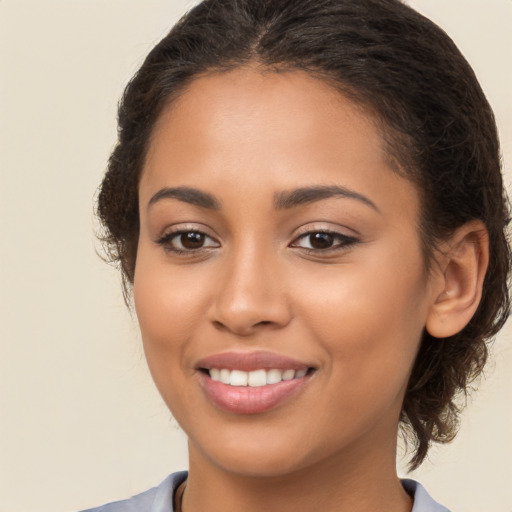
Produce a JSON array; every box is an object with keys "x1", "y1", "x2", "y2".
[{"x1": 211, "y1": 236, "x2": 291, "y2": 335}]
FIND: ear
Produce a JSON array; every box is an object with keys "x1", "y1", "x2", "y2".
[{"x1": 426, "y1": 220, "x2": 489, "y2": 338}]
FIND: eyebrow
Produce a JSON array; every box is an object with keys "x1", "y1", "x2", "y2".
[
  {"x1": 147, "y1": 184, "x2": 378, "y2": 213},
  {"x1": 147, "y1": 186, "x2": 221, "y2": 210},
  {"x1": 273, "y1": 185, "x2": 379, "y2": 212}
]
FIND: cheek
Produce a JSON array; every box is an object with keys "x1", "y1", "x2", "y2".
[
  {"x1": 133, "y1": 250, "x2": 211, "y2": 382},
  {"x1": 295, "y1": 270, "x2": 427, "y2": 440},
  {"x1": 294, "y1": 250, "x2": 429, "y2": 387},
  {"x1": 133, "y1": 258, "x2": 213, "y2": 424},
  {"x1": 134, "y1": 243, "x2": 209, "y2": 328}
]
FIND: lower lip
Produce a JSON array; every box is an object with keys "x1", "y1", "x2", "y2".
[{"x1": 198, "y1": 372, "x2": 311, "y2": 414}]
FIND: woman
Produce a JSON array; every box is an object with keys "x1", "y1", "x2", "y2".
[{"x1": 84, "y1": 0, "x2": 510, "y2": 510}]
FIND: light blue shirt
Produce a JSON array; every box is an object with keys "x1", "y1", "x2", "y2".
[{"x1": 79, "y1": 472, "x2": 450, "y2": 512}]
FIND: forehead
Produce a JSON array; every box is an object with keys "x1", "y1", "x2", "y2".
[
  {"x1": 147, "y1": 66, "x2": 384, "y2": 164},
  {"x1": 167, "y1": 66, "x2": 373, "y2": 132},
  {"x1": 145, "y1": 66, "x2": 383, "y2": 172},
  {"x1": 166, "y1": 65, "x2": 367, "y2": 122},
  {"x1": 141, "y1": 66, "x2": 418, "y2": 221}
]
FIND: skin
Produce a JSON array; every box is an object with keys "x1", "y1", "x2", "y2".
[{"x1": 134, "y1": 66, "x2": 485, "y2": 512}]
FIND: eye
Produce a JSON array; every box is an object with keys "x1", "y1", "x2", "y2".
[
  {"x1": 156, "y1": 229, "x2": 219, "y2": 253},
  {"x1": 291, "y1": 230, "x2": 358, "y2": 251}
]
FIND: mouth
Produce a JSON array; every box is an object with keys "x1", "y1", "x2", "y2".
[
  {"x1": 196, "y1": 351, "x2": 316, "y2": 414},
  {"x1": 204, "y1": 367, "x2": 310, "y2": 387}
]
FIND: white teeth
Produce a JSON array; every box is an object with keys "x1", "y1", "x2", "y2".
[
  {"x1": 230, "y1": 370, "x2": 248, "y2": 386},
  {"x1": 266, "y1": 368, "x2": 283, "y2": 385},
  {"x1": 208, "y1": 368, "x2": 309, "y2": 386},
  {"x1": 210, "y1": 368, "x2": 221, "y2": 381},
  {"x1": 282, "y1": 369, "x2": 295, "y2": 381},
  {"x1": 219, "y1": 369, "x2": 231, "y2": 385},
  {"x1": 248, "y1": 369, "x2": 267, "y2": 387}
]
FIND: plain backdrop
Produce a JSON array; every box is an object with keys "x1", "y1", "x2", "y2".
[{"x1": 1, "y1": 1, "x2": 511, "y2": 511}]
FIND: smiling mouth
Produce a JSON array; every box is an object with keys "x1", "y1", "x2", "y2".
[
  {"x1": 195, "y1": 351, "x2": 316, "y2": 413},
  {"x1": 198, "y1": 367, "x2": 315, "y2": 414},
  {"x1": 205, "y1": 368, "x2": 310, "y2": 387}
]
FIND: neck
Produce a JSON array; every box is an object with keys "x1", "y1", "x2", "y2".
[{"x1": 182, "y1": 435, "x2": 412, "y2": 512}]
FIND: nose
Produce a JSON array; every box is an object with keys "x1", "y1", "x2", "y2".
[{"x1": 208, "y1": 245, "x2": 292, "y2": 337}]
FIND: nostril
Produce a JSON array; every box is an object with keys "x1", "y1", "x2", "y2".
[{"x1": 212, "y1": 320, "x2": 227, "y2": 330}]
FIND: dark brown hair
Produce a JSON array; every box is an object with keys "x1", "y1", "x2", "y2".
[{"x1": 97, "y1": 0, "x2": 511, "y2": 469}]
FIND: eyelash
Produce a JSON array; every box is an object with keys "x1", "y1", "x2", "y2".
[
  {"x1": 290, "y1": 230, "x2": 359, "y2": 253},
  {"x1": 156, "y1": 229, "x2": 218, "y2": 255},
  {"x1": 155, "y1": 229, "x2": 359, "y2": 255}
]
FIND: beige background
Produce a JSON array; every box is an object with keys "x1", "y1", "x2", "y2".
[{"x1": 0, "y1": 1, "x2": 510, "y2": 511}]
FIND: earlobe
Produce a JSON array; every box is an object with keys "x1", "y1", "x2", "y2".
[{"x1": 426, "y1": 221, "x2": 489, "y2": 339}]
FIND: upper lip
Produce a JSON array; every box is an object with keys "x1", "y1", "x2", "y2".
[{"x1": 195, "y1": 350, "x2": 313, "y2": 372}]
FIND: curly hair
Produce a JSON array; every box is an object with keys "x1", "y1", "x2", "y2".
[{"x1": 97, "y1": 0, "x2": 511, "y2": 469}]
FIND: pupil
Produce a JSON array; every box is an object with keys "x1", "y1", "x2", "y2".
[
  {"x1": 310, "y1": 232, "x2": 333, "y2": 249},
  {"x1": 181, "y1": 232, "x2": 204, "y2": 249}
]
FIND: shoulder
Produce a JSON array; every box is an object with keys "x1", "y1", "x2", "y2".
[
  {"x1": 77, "y1": 471, "x2": 188, "y2": 512},
  {"x1": 402, "y1": 479, "x2": 451, "y2": 512}
]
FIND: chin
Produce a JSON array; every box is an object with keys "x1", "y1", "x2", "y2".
[
  {"x1": 187, "y1": 422, "x2": 339, "y2": 480},
  {"x1": 205, "y1": 447, "x2": 312, "y2": 479}
]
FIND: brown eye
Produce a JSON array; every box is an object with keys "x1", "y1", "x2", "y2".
[
  {"x1": 291, "y1": 230, "x2": 359, "y2": 252},
  {"x1": 156, "y1": 229, "x2": 219, "y2": 253},
  {"x1": 180, "y1": 231, "x2": 206, "y2": 249},
  {"x1": 308, "y1": 232, "x2": 334, "y2": 249}
]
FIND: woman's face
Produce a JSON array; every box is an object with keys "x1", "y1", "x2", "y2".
[{"x1": 135, "y1": 67, "x2": 440, "y2": 477}]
